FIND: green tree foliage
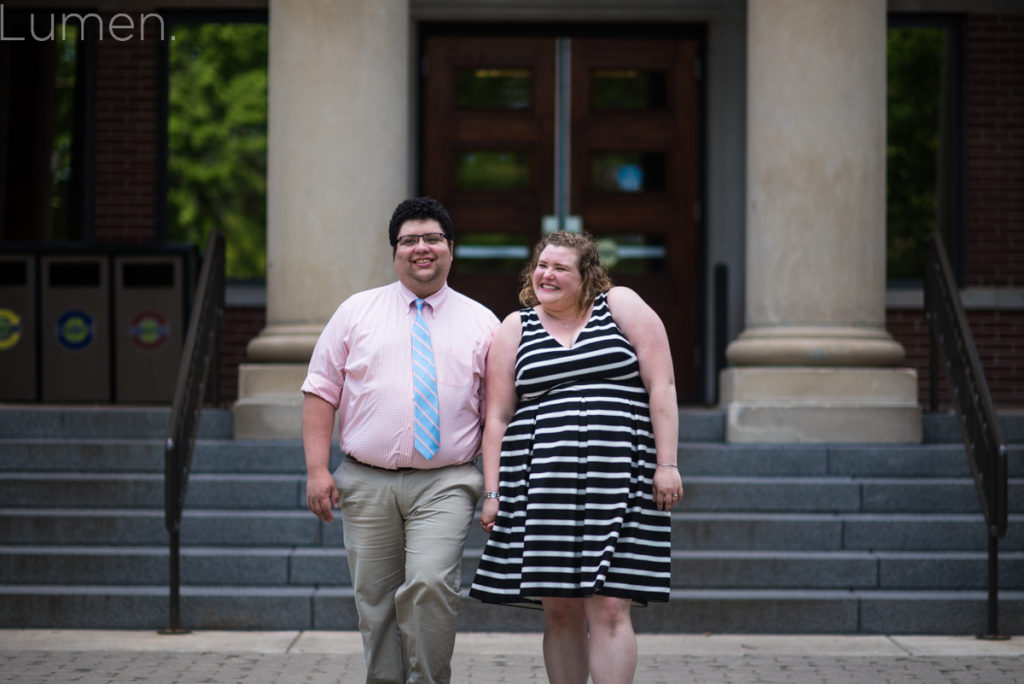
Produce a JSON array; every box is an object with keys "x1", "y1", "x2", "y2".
[
  {"x1": 167, "y1": 22, "x2": 268, "y2": 279},
  {"x1": 51, "y1": 27, "x2": 78, "y2": 241},
  {"x1": 887, "y1": 27, "x2": 944, "y2": 281}
]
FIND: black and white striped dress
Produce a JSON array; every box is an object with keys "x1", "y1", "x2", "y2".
[{"x1": 469, "y1": 292, "x2": 671, "y2": 607}]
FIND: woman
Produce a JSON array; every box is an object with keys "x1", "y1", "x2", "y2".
[{"x1": 469, "y1": 231, "x2": 683, "y2": 684}]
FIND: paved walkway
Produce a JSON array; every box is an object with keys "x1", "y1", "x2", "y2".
[{"x1": 0, "y1": 630, "x2": 1022, "y2": 683}]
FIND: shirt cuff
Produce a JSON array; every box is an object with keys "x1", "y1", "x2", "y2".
[{"x1": 300, "y1": 374, "x2": 341, "y2": 407}]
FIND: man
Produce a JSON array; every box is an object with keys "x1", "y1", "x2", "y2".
[{"x1": 302, "y1": 197, "x2": 499, "y2": 684}]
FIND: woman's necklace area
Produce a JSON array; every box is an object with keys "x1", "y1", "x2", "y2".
[{"x1": 542, "y1": 307, "x2": 585, "y2": 330}]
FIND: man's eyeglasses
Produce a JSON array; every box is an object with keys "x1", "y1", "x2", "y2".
[{"x1": 396, "y1": 232, "x2": 448, "y2": 248}]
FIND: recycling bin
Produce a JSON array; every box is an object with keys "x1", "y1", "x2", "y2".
[
  {"x1": 113, "y1": 254, "x2": 184, "y2": 403},
  {"x1": 0, "y1": 253, "x2": 37, "y2": 400},
  {"x1": 40, "y1": 255, "x2": 110, "y2": 402}
]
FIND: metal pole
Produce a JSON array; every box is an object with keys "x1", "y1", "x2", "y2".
[
  {"x1": 169, "y1": 529, "x2": 180, "y2": 630},
  {"x1": 988, "y1": 533, "x2": 998, "y2": 637},
  {"x1": 978, "y1": 532, "x2": 1008, "y2": 640},
  {"x1": 925, "y1": 250, "x2": 939, "y2": 412},
  {"x1": 713, "y1": 263, "x2": 729, "y2": 404},
  {"x1": 929, "y1": 327, "x2": 939, "y2": 412},
  {"x1": 160, "y1": 529, "x2": 190, "y2": 634}
]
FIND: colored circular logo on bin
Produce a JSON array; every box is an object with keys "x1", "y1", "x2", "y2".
[
  {"x1": 129, "y1": 311, "x2": 168, "y2": 350},
  {"x1": 0, "y1": 308, "x2": 21, "y2": 351},
  {"x1": 56, "y1": 310, "x2": 94, "y2": 350}
]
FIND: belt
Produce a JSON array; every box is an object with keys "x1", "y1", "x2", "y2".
[
  {"x1": 349, "y1": 457, "x2": 419, "y2": 472},
  {"x1": 348, "y1": 456, "x2": 474, "y2": 472}
]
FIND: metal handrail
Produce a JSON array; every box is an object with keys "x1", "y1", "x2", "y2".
[
  {"x1": 161, "y1": 230, "x2": 225, "y2": 634},
  {"x1": 924, "y1": 232, "x2": 1008, "y2": 639}
]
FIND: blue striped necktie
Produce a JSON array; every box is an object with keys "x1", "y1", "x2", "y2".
[{"x1": 411, "y1": 298, "x2": 440, "y2": 460}]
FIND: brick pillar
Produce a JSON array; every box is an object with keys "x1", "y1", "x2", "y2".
[{"x1": 93, "y1": 19, "x2": 159, "y2": 243}]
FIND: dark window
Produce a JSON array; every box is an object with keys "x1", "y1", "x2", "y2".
[
  {"x1": 590, "y1": 152, "x2": 666, "y2": 193},
  {"x1": 455, "y1": 68, "x2": 532, "y2": 110},
  {"x1": 0, "y1": 11, "x2": 90, "y2": 243},
  {"x1": 455, "y1": 151, "x2": 532, "y2": 191},
  {"x1": 591, "y1": 69, "x2": 667, "y2": 111},
  {"x1": 887, "y1": 17, "x2": 962, "y2": 283}
]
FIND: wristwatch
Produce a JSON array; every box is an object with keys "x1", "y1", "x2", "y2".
[{"x1": 483, "y1": 490, "x2": 499, "y2": 499}]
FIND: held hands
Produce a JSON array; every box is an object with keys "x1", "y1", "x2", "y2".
[
  {"x1": 306, "y1": 469, "x2": 339, "y2": 523},
  {"x1": 480, "y1": 497, "x2": 499, "y2": 533},
  {"x1": 478, "y1": 465, "x2": 681, "y2": 526},
  {"x1": 652, "y1": 464, "x2": 684, "y2": 512}
]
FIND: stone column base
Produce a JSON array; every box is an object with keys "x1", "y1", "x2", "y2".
[
  {"x1": 719, "y1": 367, "x2": 922, "y2": 443},
  {"x1": 232, "y1": 363, "x2": 307, "y2": 439}
]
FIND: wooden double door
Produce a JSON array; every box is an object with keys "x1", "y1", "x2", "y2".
[{"x1": 422, "y1": 30, "x2": 701, "y2": 400}]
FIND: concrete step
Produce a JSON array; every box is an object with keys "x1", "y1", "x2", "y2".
[
  {"x1": 0, "y1": 546, "x2": 302, "y2": 586},
  {"x1": 5, "y1": 438, "x2": 1022, "y2": 478},
  {"x1": 628, "y1": 589, "x2": 1024, "y2": 635},
  {"x1": 2, "y1": 406, "x2": 1020, "y2": 444},
  {"x1": 6, "y1": 471, "x2": 1021, "y2": 514},
  {"x1": 0, "y1": 584, "x2": 328, "y2": 631},
  {"x1": 667, "y1": 513, "x2": 1024, "y2": 552},
  {"x1": 0, "y1": 439, "x2": 163, "y2": 473},
  {"x1": 923, "y1": 411, "x2": 1024, "y2": 444},
  {"x1": 2, "y1": 404, "x2": 1021, "y2": 634},
  {"x1": 0, "y1": 473, "x2": 306, "y2": 509},
  {"x1": 680, "y1": 442, "x2": 1024, "y2": 478},
  {"x1": 856, "y1": 477, "x2": 1024, "y2": 513},
  {"x1": 6, "y1": 544, "x2": 1020, "y2": 592},
  {"x1": 684, "y1": 476, "x2": 1024, "y2": 513},
  {"x1": 0, "y1": 407, "x2": 717, "y2": 442},
  {"x1": 0, "y1": 406, "x2": 233, "y2": 440},
  {"x1": 1, "y1": 584, "x2": 1021, "y2": 634},
  {"x1": 4, "y1": 544, "x2": 1022, "y2": 592},
  {"x1": 0, "y1": 439, "x2": 314, "y2": 474},
  {"x1": 0, "y1": 509, "x2": 324, "y2": 547},
  {"x1": 672, "y1": 550, "x2": 1024, "y2": 590},
  {"x1": 675, "y1": 409, "x2": 726, "y2": 442},
  {"x1": 5, "y1": 508, "x2": 1021, "y2": 553}
]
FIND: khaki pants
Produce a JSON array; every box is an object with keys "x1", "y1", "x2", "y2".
[{"x1": 336, "y1": 457, "x2": 483, "y2": 684}]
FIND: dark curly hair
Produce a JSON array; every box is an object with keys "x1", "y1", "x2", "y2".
[
  {"x1": 388, "y1": 197, "x2": 454, "y2": 252},
  {"x1": 518, "y1": 231, "x2": 613, "y2": 314}
]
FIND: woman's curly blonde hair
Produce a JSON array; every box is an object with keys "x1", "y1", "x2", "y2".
[{"x1": 518, "y1": 231, "x2": 613, "y2": 314}]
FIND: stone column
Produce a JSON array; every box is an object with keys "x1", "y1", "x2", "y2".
[
  {"x1": 233, "y1": 0, "x2": 410, "y2": 438},
  {"x1": 720, "y1": 0, "x2": 921, "y2": 442}
]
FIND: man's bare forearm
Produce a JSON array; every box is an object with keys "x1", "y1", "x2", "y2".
[{"x1": 302, "y1": 393, "x2": 336, "y2": 474}]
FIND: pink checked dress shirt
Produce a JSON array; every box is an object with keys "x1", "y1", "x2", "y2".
[{"x1": 301, "y1": 281, "x2": 499, "y2": 469}]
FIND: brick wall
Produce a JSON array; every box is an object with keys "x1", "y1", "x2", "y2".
[
  {"x1": 897, "y1": 13, "x2": 1024, "y2": 409},
  {"x1": 93, "y1": 15, "x2": 159, "y2": 243},
  {"x1": 215, "y1": 306, "x2": 265, "y2": 405},
  {"x1": 888, "y1": 308, "x2": 1024, "y2": 408},
  {"x1": 962, "y1": 14, "x2": 1024, "y2": 287}
]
